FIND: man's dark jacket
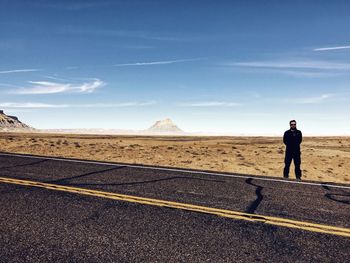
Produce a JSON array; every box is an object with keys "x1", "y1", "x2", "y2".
[{"x1": 283, "y1": 129, "x2": 302, "y2": 153}]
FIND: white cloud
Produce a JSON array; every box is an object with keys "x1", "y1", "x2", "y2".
[
  {"x1": 12, "y1": 79, "x2": 104, "y2": 94},
  {"x1": 276, "y1": 70, "x2": 340, "y2": 78},
  {"x1": 226, "y1": 59, "x2": 350, "y2": 78},
  {"x1": 64, "y1": 66, "x2": 78, "y2": 70},
  {"x1": 0, "y1": 83, "x2": 21, "y2": 88},
  {"x1": 314, "y1": 45, "x2": 350, "y2": 51},
  {"x1": 178, "y1": 101, "x2": 240, "y2": 107},
  {"x1": 0, "y1": 102, "x2": 69, "y2": 108},
  {"x1": 35, "y1": 2, "x2": 109, "y2": 11},
  {"x1": 229, "y1": 60, "x2": 350, "y2": 70},
  {"x1": 81, "y1": 101, "x2": 157, "y2": 107},
  {"x1": 0, "y1": 69, "x2": 40, "y2": 74},
  {"x1": 114, "y1": 58, "x2": 205, "y2": 66},
  {"x1": 63, "y1": 27, "x2": 202, "y2": 42},
  {"x1": 43, "y1": 76, "x2": 71, "y2": 82},
  {"x1": 290, "y1": 94, "x2": 332, "y2": 104},
  {"x1": 0, "y1": 101, "x2": 156, "y2": 108}
]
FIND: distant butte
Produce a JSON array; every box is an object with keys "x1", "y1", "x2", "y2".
[{"x1": 145, "y1": 118, "x2": 184, "y2": 134}]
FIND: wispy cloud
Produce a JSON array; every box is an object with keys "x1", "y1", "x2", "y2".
[
  {"x1": 276, "y1": 70, "x2": 340, "y2": 78},
  {"x1": 0, "y1": 69, "x2": 40, "y2": 74},
  {"x1": 288, "y1": 94, "x2": 333, "y2": 104},
  {"x1": 227, "y1": 59, "x2": 350, "y2": 77},
  {"x1": 34, "y1": 1, "x2": 111, "y2": 11},
  {"x1": 229, "y1": 60, "x2": 350, "y2": 70},
  {"x1": 43, "y1": 76, "x2": 71, "y2": 82},
  {"x1": 123, "y1": 45, "x2": 156, "y2": 50},
  {"x1": 0, "y1": 102, "x2": 68, "y2": 108},
  {"x1": 314, "y1": 45, "x2": 350, "y2": 51},
  {"x1": 114, "y1": 58, "x2": 206, "y2": 67},
  {"x1": 0, "y1": 83, "x2": 21, "y2": 88},
  {"x1": 12, "y1": 79, "x2": 105, "y2": 95},
  {"x1": 80, "y1": 101, "x2": 157, "y2": 107},
  {"x1": 178, "y1": 101, "x2": 240, "y2": 107},
  {"x1": 0, "y1": 101, "x2": 156, "y2": 109},
  {"x1": 62, "y1": 27, "x2": 203, "y2": 42},
  {"x1": 64, "y1": 66, "x2": 78, "y2": 70}
]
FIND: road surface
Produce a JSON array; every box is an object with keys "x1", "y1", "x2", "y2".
[{"x1": 0, "y1": 152, "x2": 349, "y2": 262}]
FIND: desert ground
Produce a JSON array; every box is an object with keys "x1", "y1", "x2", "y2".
[{"x1": 0, "y1": 133, "x2": 349, "y2": 184}]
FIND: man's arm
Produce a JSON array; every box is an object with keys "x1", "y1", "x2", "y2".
[
  {"x1": 283, "y1": 131, "x2": 288, "y2": 145},
  {"x1": 299, "y1": 131, "x2": 302, "y2": 144}
]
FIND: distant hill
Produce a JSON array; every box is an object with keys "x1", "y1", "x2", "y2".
[
  {"x1": 0, "y1": 110, "x2": 34, "y2": 131},
  {"x1": 144, "y1": 118, "x2": 184, "y2": 134},
  {"x1": 29, "y1": 117, "x2": 187, "y2": 135}
]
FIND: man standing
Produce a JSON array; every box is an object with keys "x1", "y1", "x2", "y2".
[{"x1": 283, "y1": 120, "x2": 302, "y2": 180}]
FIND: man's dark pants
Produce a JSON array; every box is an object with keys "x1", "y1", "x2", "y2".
[{"x1": 283, "y1": 151, "x2": 301, "y2": 179}]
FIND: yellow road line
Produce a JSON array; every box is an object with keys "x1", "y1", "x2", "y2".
[{"x1": 1, "y1": 176, "x2": 350, "y2": 238}]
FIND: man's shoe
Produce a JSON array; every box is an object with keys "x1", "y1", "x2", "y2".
[
  {"x1": 296, "y1": 177, "x2": 301, "y2": 181},
  {"x1": 283, "y1": 175, "x2": 288, "y2": 179}
]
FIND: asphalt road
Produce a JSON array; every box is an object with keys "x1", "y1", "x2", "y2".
[{"x1": 0, "y1": 152, "x2": 349, "y2": 262}]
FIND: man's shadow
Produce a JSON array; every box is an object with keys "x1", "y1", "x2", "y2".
[{"x1": 245, "y1": 178, "x2": 263, "y2": 214}]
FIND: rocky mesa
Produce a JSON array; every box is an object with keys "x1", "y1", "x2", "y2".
[
  {"x1": 0, "y1": 110, "x2": 34, "y2": 131},
  {"x1": 144, "y1": 118, "x2": 184, "y2": 135}
]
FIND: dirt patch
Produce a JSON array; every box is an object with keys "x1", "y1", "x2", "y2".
[{"x1": 0, "y1": 133, "x2": 349, "y2": 184}]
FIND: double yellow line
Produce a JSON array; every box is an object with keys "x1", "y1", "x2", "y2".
[{"x1": 1, "y1": 176, "x2": 349, "y2": 238}]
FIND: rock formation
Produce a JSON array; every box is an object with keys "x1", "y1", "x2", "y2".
[
  {"x1": 145, "y1": 118, "x2": 184, "y2": 134},
  {"x1": 0, "y1": 110, "x2": 33, "y2": 131}
]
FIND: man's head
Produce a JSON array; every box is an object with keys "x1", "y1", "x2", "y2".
[{"x1": 289, "y1": 120, "x2": 297, "y2": 130}]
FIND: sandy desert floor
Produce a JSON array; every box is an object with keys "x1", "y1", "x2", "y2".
[{"x1": 0, "y1": 133, "x2": 349, "y2": 184}]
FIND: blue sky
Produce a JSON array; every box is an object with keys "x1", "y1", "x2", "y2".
[{"x1": 1, "y1": 0, "x2": 350, "y2": 135}]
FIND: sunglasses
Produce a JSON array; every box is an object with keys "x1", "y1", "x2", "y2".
[{"x1": 290, "y1": 124, "x2": 296, "y2": 126}]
